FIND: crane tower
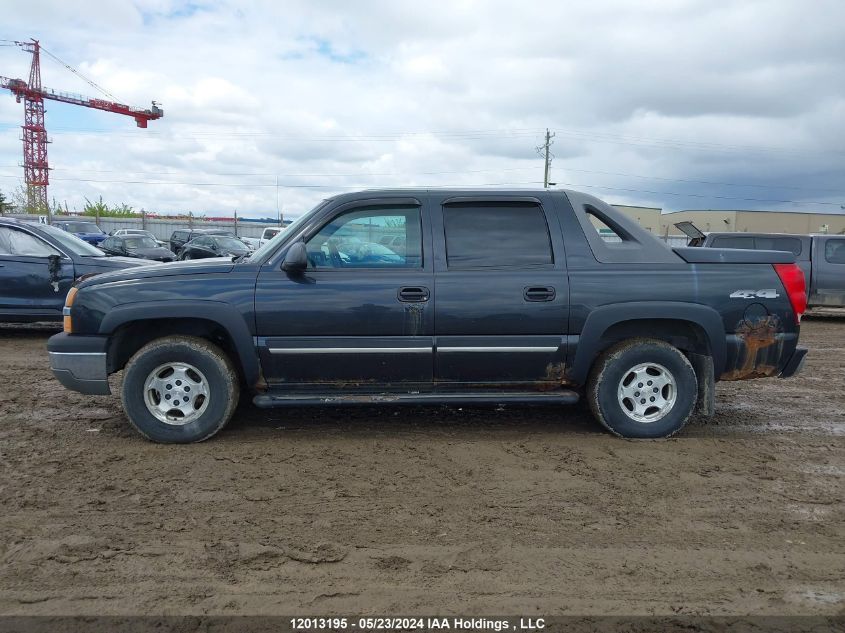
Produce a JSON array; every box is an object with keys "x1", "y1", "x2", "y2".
[{"x1": 1, "y1": 39, "x2": 163, "y2": 214}]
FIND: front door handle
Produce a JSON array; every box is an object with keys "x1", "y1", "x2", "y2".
[
  {"x1": 398, "y1": 286, "x2": 430, "y2": 302},
  {"x1": 524, "y1": 286, "x2": 556, "y2": 302}
]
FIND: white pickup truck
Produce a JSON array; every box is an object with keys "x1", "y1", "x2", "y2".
[{"x1": 240, "y1": 226, "x2": 284, "y2": 250}]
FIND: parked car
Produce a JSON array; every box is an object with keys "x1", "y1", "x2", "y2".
[
  {"x1": 178, "y1": 235, "x2": 251, "y2": 260},
  {"x1": 100, "y1": 235, "x2": 176, "y2": 262},
  {"x1": 676, "y1": 223, "x2": 845, "y2": 308},
  {"x1": 52, "y1": 220, "x2": 107, "y2": 246},
  {"x1": 169, "y1": 228, "x2": 235, "y2": 256},
  {"x1": 0, "y1": 218, "x2": 151, "y2": 323},
  {"x1": 241, "y1": 226, "x2": 284, "y2": 250},
  {"x1": 48, "y1": 188, "x2": 807, "y2": 443},
  {"x1": 109, "y1": 228, "x2": 168, "y2": 248}
]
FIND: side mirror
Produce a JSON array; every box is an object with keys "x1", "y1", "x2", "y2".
[{"x1": 282, "y1": 242, "x2": 308, "y2": 273}]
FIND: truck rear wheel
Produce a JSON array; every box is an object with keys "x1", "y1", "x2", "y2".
[
  {"x1": 121, "y1": 335, "x2": 239, "y2": 443},
  {"x1": 587, "y1": 338, "x2": 697, "y2": 438}
]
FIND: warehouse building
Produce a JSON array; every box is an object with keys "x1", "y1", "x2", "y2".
[
  {"x1": 660, "y1": 208, "x2": 845, "y2": 236},
  {"x1": 610, "y1": 205, "x2": 663, "y2": 233}
]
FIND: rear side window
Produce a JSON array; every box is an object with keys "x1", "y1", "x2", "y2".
[
  {"x1": 756, "y1": 236, "x2": 802, "y2": 256},
  {"x1": 825, "y1": 239, "x2": 845, "y2": 264},
  {"x1": 443, "y1": 203, "x2": 553, "y2": 268},
  {"x1": 711, "y1": 236, "x2": 755, "y2": 249}
]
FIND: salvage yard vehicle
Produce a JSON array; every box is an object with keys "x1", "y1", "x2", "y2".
[
  {"x1": 48, "y1": 189, "x2": 808, "y2": 443},
  {"x1": 702, "y1": 232, "x2": 845, "y2": 309},
  {"x1": 240, "y1": 225, "x2": 284, "y2": 250},
  {"x1": 169, "y1": 228, "x2": 235, "y2": 257},
  {"x1": 51, "y1": 219, "x2": 108, "y2": 246},
  {"x1": 0, "y1": 218, "x2": 150, "y2": 323},
  {"x1": 109, "y1": 228, "x2": 168, "y2": 248},
  {"x1": 100, "y1": 235, "x2": 175, "y2": 262},
  {"x1": 674, "y1": 222, "x2": 845, "y2": 308},
  {"x1": 178, "y1": 234, "x2": 251, "y2": 260}
]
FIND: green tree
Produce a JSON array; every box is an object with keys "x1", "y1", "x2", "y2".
[
  {"x1": 81, "y1": 197, "x2": 140, "y2": 218},
  {"x1": 82, "y1": 196, "x2": 110, "y2": 217},
  {"x1": 0, "y1": 189, "x2": 13, "y2": 215}
]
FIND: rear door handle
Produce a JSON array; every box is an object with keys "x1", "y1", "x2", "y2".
[
  {"x1": 398, "y1": 286, "x2": 430, "y2": 302},
  {"x1": 523, "y1": 286, "x2": 556, "y2": 302}
]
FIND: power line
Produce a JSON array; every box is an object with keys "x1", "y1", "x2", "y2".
[
  {"x1": 0, "y1": 171, "x2": 840, "y2": 208},
  {"x1": 4, "y1": 163, "x2": 840, "y2": 196},
  {"x1": 552, "y1": 181, "x2": 845, "y2": 207},
  {"x1": 559, "y1": 166, "x2": 845, "y2": 195},
  {"x1": 0, "y1": 173, "x2": 544, "y2": 188},
  {"x1": 0, "y1": 120, "x2": 838, "y2": 158},
  {"x1": 0, "y1": 164, "x2": 539, "y2": 178}
]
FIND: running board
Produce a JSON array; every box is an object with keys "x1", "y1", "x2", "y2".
[{"x1": 253, "y1": 390, "x2": 580, "y2": 408}]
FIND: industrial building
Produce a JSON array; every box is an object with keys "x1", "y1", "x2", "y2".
[
  {"x1": 660, "y1": 208, "x2": 845, "y2": 236},
  {"x1": 610, "y1": 205, "x2": 663, "y2": 233}
]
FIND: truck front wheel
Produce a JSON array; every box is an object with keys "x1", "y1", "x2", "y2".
[
  {"x1": 121, "y1": 335, "x2": 240, "y2": 443},
  {"x1": 587, "y1": 338, "x2": 697, "y2": 438}
]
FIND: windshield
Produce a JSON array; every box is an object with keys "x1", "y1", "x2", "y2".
[
  {"x1": 39, "y1": 224, "x2": 105, "y2": 256},
  {"x1": 126, "y1": 230, "x2": 156, "y2": 238},
  {"x1": 64, "y1": 221, "x2": 104, "y2": 234},
  {"x1": 214, "y1": 236, "x2": 248, "y2": 250},
  {"x1": 124, "y1": 236, "x2": 158, "y2": 250},
  {"x1": 249, "y1": 200, "x2": 331, "y2": 262}
]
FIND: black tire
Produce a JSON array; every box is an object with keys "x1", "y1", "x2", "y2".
[
  {"x1": 121, "y1": 335, "x2": 239, "y2": 443},
  {"x1": 587, "y1": 338, "x2": 697, "y2": 439}
]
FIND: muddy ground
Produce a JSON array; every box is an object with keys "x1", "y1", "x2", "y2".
[{"x1": 0, "y1": 317, "x2": 842, "y2": 617}]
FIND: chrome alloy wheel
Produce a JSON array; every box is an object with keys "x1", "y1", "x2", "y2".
[
  {"x1": 616, "y1": 362, "x2": 677, "y2": 423},
  {"x1": 143, "y1": 362, "x2": 210, "y2": 425}
]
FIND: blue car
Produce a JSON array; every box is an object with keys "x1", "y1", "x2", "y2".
[
  {"x1": 0, "y1": 218, "x2": 151, "y2": 322},
  {"x1": 52, "y1": 219, "x2": 107, "y2": 246}
]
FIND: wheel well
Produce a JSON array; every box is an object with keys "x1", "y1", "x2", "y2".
[
  {"x1": 107, "y1": 318, "x2": 242, "y2": 379},
  {"x1": 595, "y1": 319, "x2": 711, "y2": 360}
]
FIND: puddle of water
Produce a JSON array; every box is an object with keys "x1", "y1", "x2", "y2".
[
  {"x1": 787, "y1": 504, "x2": 833, "y2": 521},
  {"x1": 785, "y1": 588, "x2": 845, "y2": 606}
]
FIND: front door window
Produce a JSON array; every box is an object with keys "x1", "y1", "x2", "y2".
[{"x1": 305, "y1": 206, "x2": 422, "y2": 269}]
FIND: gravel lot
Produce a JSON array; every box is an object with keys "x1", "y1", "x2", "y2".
[{"x1": 0, "y1": 317, "x2": 842, "y2": 616}]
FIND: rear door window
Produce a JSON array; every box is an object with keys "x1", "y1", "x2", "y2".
[
  {"x1": 443, "y1": 202, "x2": 553, "y2": 268},
  {"x1": 825, "y1": 239, "x2": 845, "y2": 264},
  {"x1": 711, "y1": 236, "x2": 755, "y2": 249},
  {"x1": 756, "y1": 236, "x2": 802, "y2": 256}
]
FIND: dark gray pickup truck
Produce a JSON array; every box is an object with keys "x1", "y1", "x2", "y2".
[
  {"x1": 675, "y1": 222, "x2": 845, "y2": 308},
  {"x1": 702, "y1": 232, "x2": 845, "y2": 308},
  {"x1": 48, "y1": 189, "x2": 808, "y2": 443}
]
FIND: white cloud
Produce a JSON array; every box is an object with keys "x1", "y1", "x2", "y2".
[{"x1": 0, "y1": 0, "x2": 843, "y2": 216}]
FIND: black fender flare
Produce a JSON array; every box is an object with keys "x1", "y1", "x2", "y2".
[
  {"x1": 570, "y1": 301, "x2": 726, "y2": 384},
  {"x1": 99, "y1": 300, "x2": 260, "y2": 388}
]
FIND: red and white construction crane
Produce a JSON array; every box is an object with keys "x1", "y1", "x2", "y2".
[{"x1": 0, "y1": 39, "x2": 163, "y2": 214}]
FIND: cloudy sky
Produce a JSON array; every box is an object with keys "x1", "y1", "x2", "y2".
[{"x1": 1, "y1": 0, "x2": 844, "y2": 219}]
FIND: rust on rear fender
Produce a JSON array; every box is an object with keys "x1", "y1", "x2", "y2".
[{"x1": 720, "y1": 315, "x2": 783, "y2": 381}]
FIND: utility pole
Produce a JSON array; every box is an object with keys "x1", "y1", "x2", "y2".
[
  {"x1": 537, "y1": 128, "x2": 555, "y2": 188},
  {"x1": 275, "y1": 174, "x2": 281, "y2": 226}
]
